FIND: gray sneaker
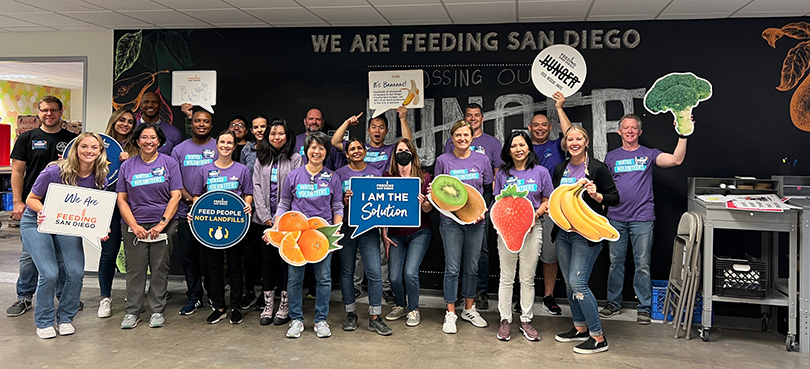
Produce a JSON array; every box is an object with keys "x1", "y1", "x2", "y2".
[
  {"x1": 385, "y1": 306, "x2": 408, "y2": 321},
  {"x1": 369, "y1": 317, "x2": 394, "y2": 336},
  {"x1": 314, "y1": 321, "x2": 332, "y2": 338},
  {"x1": 121, "y1": 314, "x2": 140, "y2": 329},
  {"x1": 286, "y1": 320, "x2": 304, "y2": 338},
  {"x1": 637, "y1": 311, "x2": 651, "y2": 325},
  {"x1": 599, "y1": 304, "x2": 621, "y2": 318},
  {"x1": 149, "y1": 313, "x2": 165, "y2": 328},
  {"x1": 405, "y1": 309, "x2": 421, "y2": 327},
  {"x1": 460, "y1": 307, "x2": 488, "y2": 328},
  {"x1": 7, "y1": 298, "x2": 32, "y2": 317}
]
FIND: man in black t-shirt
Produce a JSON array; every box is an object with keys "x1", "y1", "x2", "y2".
[{"x1": 6, "y1": 96, "x2": 76, "y2": 317}]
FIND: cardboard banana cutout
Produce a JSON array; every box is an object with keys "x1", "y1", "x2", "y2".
[{"x1": 548, "y1": 181, "x2": 619, "y2": 242}]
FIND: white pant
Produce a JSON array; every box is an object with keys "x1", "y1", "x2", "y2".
[{"x1": 497, "y1": 221, "x2": 542, "y2": 323}]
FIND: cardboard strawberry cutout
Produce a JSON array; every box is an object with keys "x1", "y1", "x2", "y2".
[{"x1": 491, "y1": 184, "x2": 536, "y2": 253}]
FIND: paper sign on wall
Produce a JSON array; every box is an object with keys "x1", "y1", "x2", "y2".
[
  {"x1": 531, "y1": 45, "x2": 587, "y2": 98},
  {"x1": 348, "y1": 177, "x2": 421, "y2": 238},
  {"x1": 38, "y1": 183, "x2": 117, "y2": 251},
  {"x1": 172, "y1": 71, "x2": 217, "y2": 114},
  {"x1": 368, "y1": 70, "x2": 423, "y2": 118}
]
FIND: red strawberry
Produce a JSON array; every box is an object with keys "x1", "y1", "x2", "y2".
[{"x1": 490, "y1": 184, "x2": 535, "y2": 253}]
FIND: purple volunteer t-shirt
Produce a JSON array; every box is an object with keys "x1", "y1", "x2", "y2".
[
  {"x1": 434, "y1": 151, "x2": 493, "y2": 224},
  {"x1": 443, "y1": 132, "x2": 504, "y2": 168},
  {"x1": 138, "y1": 118, "x2": 183, "y2": 156},
  {"x1": 28, "y1": 164, "x2": 105, "y2": 213},
  {"x1": 533, "y1": 138, "x2": 566, "y2": 174},
  {"x1": 560, "y1": 160, "x2": 587, "y2": 185},
  {"x1": 341, "y1": 140, "x2": 394, "y2": 173},
  {"x1": 335, "y1": 164, "x2": 382, "y2": 226},
  {"x1": 277, "y1": 166, "x2": 343, "y2": 224},
  {"x1": 295, "y1": 133, "x2": 346, "y2": 171},
  {"x1": 116, "y1": 154, "x2": 183, "y2": 224},
  {"x1": 192, "y1": 161, "x2": 254, "y2": 198},
  {"x1": 171, "y1": 138, "x2": 218, "y2": 218},
  {"x1": 494, "y1": 165, "x2": 553, "y2": 210},
  {"x1": 604, "y1": 145, "x2": 662, "y2": 222}
]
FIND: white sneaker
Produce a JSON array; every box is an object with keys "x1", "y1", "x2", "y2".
[
  {"x1": 286, "y1": 320, "x2": 304, "y2": 338},
  {"x1": 36, "y1": 326, "x2": 57, "y2": 339},
  {"x1": 98, "y1": 297, "x2": 112, "y2": 318},
  {"x1": 314, "y1": 321, "x2": 332, "y2": 338},
  {"x1": 406, "y1": 309, "x2": 421, "y2": 327},
  {"x1": 58, "y1": 323, "x2": 75, "y2": 336},
  {"x1": 461, "y1": 307, "x2": 488, "y2": 328},
  {"x1": 443, "y1": 311, "x2": 458, "y2": 334}
]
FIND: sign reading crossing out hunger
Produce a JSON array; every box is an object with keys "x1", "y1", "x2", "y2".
[
  {"x1": 348, "y1": 177, "x2": 421, "y2": 239},
  {"x1": 38, "y1": 183, "x2": 117, "y2": 251},
  {"x1": 530, "y1": 44, "x2": 587, "y2": 98},
  {"x1": 189, "y1": 190, "x2": 250, "y2": 249}
]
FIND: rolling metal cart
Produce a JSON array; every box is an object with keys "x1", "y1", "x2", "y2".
[{"x1": 687, "y1": 177, "x2": 800, "y2": 352}]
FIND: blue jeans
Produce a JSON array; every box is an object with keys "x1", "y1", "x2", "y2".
[
  {"x1": 16, "y1": 246, "x2": 38, "y2": 300},
  {"x1": 607, "y1": 220, "x2": 654, "y2": 313},
  {"x1": 340, "y1": 228, "x2": 382, "y2": 315},
  {"x1": 440, "y1": 217, "x2": 484, "y2": 303},
  {"x1": 288, "y1": 253, "x2": 332, "y2": 323},
  {"x1": 476, "y1": 214, "x2": 491, "y2": 292},
  {"x1": 98, "y1": 207, "x2": 122, "y2": 298},
  {"x1": 389, "y1": 227, "x2": 432, "y2": 311},
  {"x1": 21, "y1": 210, "x2": 84, "y2": 328},
  {"x1": 556, "y1": 231, "x2": 603, "y2": 336}
]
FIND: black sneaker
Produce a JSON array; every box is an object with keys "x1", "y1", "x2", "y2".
[
  {"x1": 230, "y1": 309, "x2": 243, "y2": 324},
  {"x1": 343, "y1": 312, "x2": 358, "y2": 331},
  {"x1": 637, "y1": 311, "x2": 651, "y2": 325},
  {"x1": 599, "y1": 304, "x2": 621, "y2": 318},
  {"x1": 6, "y1": 298, "x2": 32, "y2": 317},
  {"x1": 542, "y1": 295, "x2": 562, "y2": 315},
  {"x1": 206, "y1": 309, "x2": 227, "y2": 324},
  {"x1": 474, "y1": 292, "x2": 489, "y2": 310},
  {"x1": 179, "y1": 299, "x2": 202, "y2": 315},
  {"x1": 78, "y1": 301, "x2": 84, "y2": 311},
  {"x1": 573, "y1": 337, "x2": 609, "y2": 354},
  {"x1": 382, "y1": 290, "x2": 395, "y2": 305},
  {"x1": 368, "y1": 317, "x2": 393, "y2": 336},
  {"x1": 240, "y1": 292, "x2": 258, "y2": 310},
  {"x1": 555, "y1": 327, "x2": 590, "y2": 342},
  {"x1": 354, "y1": 288, "x2": 361, "y2": 298}
]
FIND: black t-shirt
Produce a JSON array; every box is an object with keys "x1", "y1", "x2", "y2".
[
  {"x1": 10, "y1": 128, "x2": 77, "y2": 200},
  {"x1": 232, "y1": 142, "x2": 246, "y2": 163}
]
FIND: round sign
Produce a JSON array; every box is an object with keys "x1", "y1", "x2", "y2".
[
  {"x1": 189, "y1": 190, "x2": 250, "y2": 249},
  {"x1": 530, "y1": 44, "x2": 587, "y2": 98},
  {"x1": 64, "y1": 133, "x2": 124, "y2": 186}
]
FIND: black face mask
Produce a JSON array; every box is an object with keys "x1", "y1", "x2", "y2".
[{"x1": 395, "y1": 151, "x2": 413, "y2": 166}]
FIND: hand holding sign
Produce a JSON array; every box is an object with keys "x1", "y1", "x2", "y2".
[
  {"x1": 347, "y1": 177, "x2": 421, "y2": 238},
  {"x1": 172, "y1": 71, "x2": 217, "y2": 114},
  {"x1": 531, "y1": 45, "x2": 587, "y2": 98},
  {"x1": 368, "y1": 70, "x2": 424, "y2": 118},
  {"x1": 37, "y1": 183, "x2": 117, "y2": 250}
]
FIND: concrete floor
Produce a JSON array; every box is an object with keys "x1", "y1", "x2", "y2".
[{"x1": 0, "y1": 227, "x2": 807, "y2": 368}]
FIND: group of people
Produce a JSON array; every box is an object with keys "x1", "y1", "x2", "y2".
[{"x1": 7, "y1": 92, "x2": 687, "y2": 355}]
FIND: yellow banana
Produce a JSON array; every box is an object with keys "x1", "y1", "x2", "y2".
[
  {"x1": 573, "y1": 190, "x2": 620, "y2": 240},
  {"x1": 561, "y1": 186, "x2": 602, "y2": 241},
  {"x1": 403, "y1": 92, "x2": 415, "y2": 105},
  {"x1": 548, "y1": 184, "x2": 574, "y2": 230}
]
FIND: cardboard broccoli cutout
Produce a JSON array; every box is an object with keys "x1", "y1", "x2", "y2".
[{"x1": 643, "y1": 72, "x2": 713, "y2": 137}]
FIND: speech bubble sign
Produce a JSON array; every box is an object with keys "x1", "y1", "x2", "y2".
[
  {"x1": 38, "y1": 183, "x2": 117, "y2": 250},
  {"x1": 172, "y1": 70, "x2": 217, "y2": 114},
  {"x1": 64, "y1": 133, "x2": 124, "y2": 186},
  {"x1": 348, "y1": 177, "x2": 421, "y2": 239},
  {"x1": 189, "y1": 190, "x2": 250, "y2": 249},
  {"x1": 531, "y1": 45, "x2": 587, "y2": 98},
  {"x1": 368, "y1": 70, "x2": 424, "y2": 118}
]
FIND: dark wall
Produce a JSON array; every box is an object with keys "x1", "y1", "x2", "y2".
[{"x1": 114, "y1": 17, "x2": 810, "y2": 298}]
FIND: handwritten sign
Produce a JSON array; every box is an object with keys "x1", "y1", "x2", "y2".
[
  {"x1": 172, "y1": 70, "x2": 217, "y2": 114},
  {"x1": 64, "y1": 133, "x2": 124, "y2": 186},
  {"x1": 531, "y1": 44, "x2": 587, "y2": 98},
  {"x1": 368, "y1": 70, "x2": 424, "y2": 118},
  {"x1": 348, "y1": 177, "x2": 421, "y2": 238},
  {"x1": 189, "y1": 190, "x2": 250, "y2": 249},
  {"x1": 38, "y1": 183, "x2": 117, "y2": 250}
]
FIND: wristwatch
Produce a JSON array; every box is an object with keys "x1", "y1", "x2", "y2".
[{"x1": 160, "y1": 216, "x2": 167, "y2": 223}]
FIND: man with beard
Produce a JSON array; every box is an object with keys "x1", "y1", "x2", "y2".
[{"x1": 138, "y1": 92, "x2": 183, "y2": 155}]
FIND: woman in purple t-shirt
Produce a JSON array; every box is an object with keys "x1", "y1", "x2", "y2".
[
  {"x1": 22, "y1": 132, "x2": 109, "y2": 339},
  {"x1": 431, "y1": 119, "x2": 492, "y2": 334},
  {"x1": 117, "y1": 123, "x2": 183, "y2": 330},
  {"x1": 381, "y1": 138, "x2": 433, "y2": 327},
  {"x1": 190, "y1": 130, "x2": 254, "y2": 325},
  {"x1": 334, "y1": 137, "x2": 391, "y2": 335}
]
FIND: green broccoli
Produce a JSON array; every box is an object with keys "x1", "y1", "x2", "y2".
[{"x1": 643, "y1": 72, "x2": 712, "y2": 136}]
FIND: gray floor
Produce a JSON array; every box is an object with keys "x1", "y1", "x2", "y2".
[{"x1": 0, "y1": 226, "x2": 807, "y2": 368}]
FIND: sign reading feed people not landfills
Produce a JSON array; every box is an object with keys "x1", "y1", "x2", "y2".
[
  {"x1": 189, "y1": 190, "x2": 250, "y2": 249},
  {"x1": 348, "y1": 177, "x2": 421, "y2": 238},
  {"x1": 172, "y1": 70, "x2": 217, "y2": 114},
  {"x1": 368, "y1": 70, "x2": 424, "y2": 118},
  {"x1": 64, "y1": 133, "x2": 124, "y2": 186},
  {"x1": 531, "y1": 45, "x2": 587, "y2": 98},
  {"x1": 38, "y1": 183, "x2": 117, "y2": 251}
]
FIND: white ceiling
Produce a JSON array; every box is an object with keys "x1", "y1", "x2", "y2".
[
  {"x1": 0, "y1": 0, "x2": 806, "y2": 31},
  {"x1": 0, "y1": 61, "x2": 84, "y2": 90}
]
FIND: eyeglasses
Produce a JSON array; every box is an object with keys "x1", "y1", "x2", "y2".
[
  {"x1": 39, "y1": 108, "x2": 61, "y2": 114},
  {"x1": 229, "y1": 122, "x2": 245, "y2": 128}
]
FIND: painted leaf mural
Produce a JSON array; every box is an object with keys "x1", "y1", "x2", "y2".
[
  {"x1": 764, "y1": 21, "x2": 810, "y2": 131},
  {"x1": 114, "y1": 30, "x2": 143, "y2": 81},
  {"x1": 166, "y1": 31, "x2": 193, "y2": 67}
]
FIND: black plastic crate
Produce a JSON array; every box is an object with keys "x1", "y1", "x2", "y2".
[{"x1": 714, "y1": 255, "x2": 767, "y2": 298}]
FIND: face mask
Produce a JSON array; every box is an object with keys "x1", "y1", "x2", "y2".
[{"x1": 395, "y1": 151, "x2": 413, "y2": 166}]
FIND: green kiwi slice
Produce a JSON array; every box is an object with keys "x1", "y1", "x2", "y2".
[{"x1": 432, "y1": 175, "x2": 468, "y2": 212}]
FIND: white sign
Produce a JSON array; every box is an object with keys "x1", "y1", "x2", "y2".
[
  {"x1": 531, "y1": 45, "x2": 587, "y2": 98},
  {"x1": 368, "y1": 70, "x2": 424, "y2": 118},
  {"x1": 172, "y1": 70, "x2": 217, "y2": 114},
  {"x1": 37, "y1": 183, "x2": 117, "y2": 250}
]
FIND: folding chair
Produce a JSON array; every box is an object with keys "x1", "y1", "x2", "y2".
[{"x1": 662, "y1": 211, "x2": 702, "y2": 338}]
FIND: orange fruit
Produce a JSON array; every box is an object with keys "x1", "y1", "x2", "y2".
[
  {"x1": 277, "y1": 212, "x2": 309, "y2": 232},
  {"x1": 298, "y1": 229, "x2": 330, "y2": 263},
  {"x1": 308, "y1": 217, "x2": 328, "y2": 230},
  {"x1": 266, "y1": 230, "x2": 301, "y2": 248},
  {"x1": 279, "y1": 232, "x2": 306, "y2": 266}
]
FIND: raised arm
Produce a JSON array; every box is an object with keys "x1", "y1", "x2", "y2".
[
  {"x1": 397, "y1": 106, "x2": 413, "y2": 141},
  {"x1": 331, "y1": 112, "x2": 363, "y2": 152},
  {"x1": 656, "y1": 137, "x2": 687, "y2": 168},
  {"x1": 553, "y1": 91, "x2": 573, "y2": 135}
]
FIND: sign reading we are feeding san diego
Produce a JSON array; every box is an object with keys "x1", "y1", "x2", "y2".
[
  {"x1": 189, "y1": 190, "x2": 250, "y2": 249},
  {"x1": 348, "y1": 177, "x2": 421, "y2": 238}
]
